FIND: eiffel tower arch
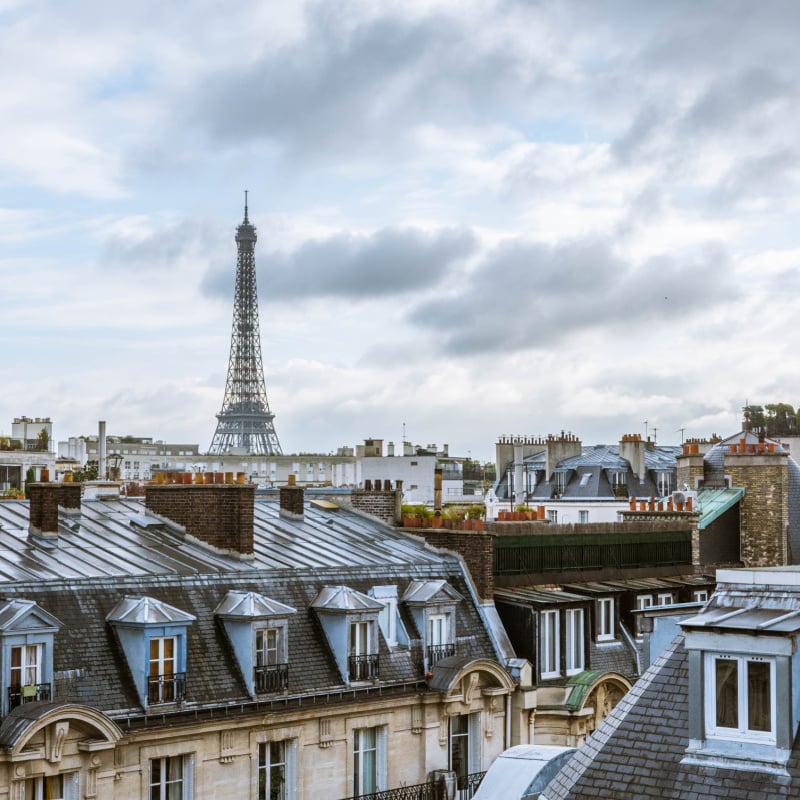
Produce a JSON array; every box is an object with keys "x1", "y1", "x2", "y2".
[{"x1": 209, "y1": 197, "x2": 283, "y2": 456}]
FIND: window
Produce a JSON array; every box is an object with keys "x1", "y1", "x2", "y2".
[
  {"x1": 555, "y1": 472, "x2": 568, "y2": 493},
  {"x1": 658, "y1": 471, "x2": 672, "y2": 496},
  {"x1": 694, "y1": 590, "x2": 709, "y2": 603},
  {"x1": 578, "y1": 510, "x2": 589, "y2": 523},
  {"x1": 565, "y1": 608, "x2": 584, "y2": 675},
  {"x1": 637, "y1": 595, "x2": 653, "y2": 610},
  {"x1": 148, "y1": 636, "x2": 184, "y2": 703},
  {"x1": 255, "y1": 627, "x2": 288, "y2": 693},
  {"x1": 24, "y1": 774, "x2": 78, "y2": 800},
  {"x1": 427, "y1": 612, "x2": 455, "y2": 666},
  {"x1": 449, "y1": 714, "x2": 480, "y2": 787},
  {"x1": 259, "y1": 741, "x2": 287, "y2": 800},
  {"x1": 540, "y1": 610, "x2": 560, "y2": 678},
  {"x1": 547, "y1": 509, "x2": 558, "y2": 524},
  {"x1": 150, "y1": 756, "x2": 191, "y2": 800},
  {"x1": 348, "y1": 622, "x2": 377, "y2": 681},
  {"x1": 9, "y1": 643, "x2": 49, "y2": 707},
  {"x1": 597, "y1": 598, "x2": 615, "y2": 641},
  {"x1": 353, "y1": 727, "x2": 384, "y2": 797},
  {"x1": 657, "y1": 593, "x2": 674, "y2": 606},
  {"x1": 705, "y1": 654, "x2": 775, "y2": 743}
]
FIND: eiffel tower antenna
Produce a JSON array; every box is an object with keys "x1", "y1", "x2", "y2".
[{"x1": 209, "y1": 195, "x2": 283, "y2": 456}]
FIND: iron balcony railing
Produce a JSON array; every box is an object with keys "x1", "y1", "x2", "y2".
[
  {"x1": 8, "y1": 682, "x2": 51, "y2": 710},
  {"x1": 456, "y1": 772, "x2": 486, "y2": 800},
  {"x1": 147, "y1": 672, "x2": 186, "y2": 704},
  {"x1": 339, "y1": 772, "x2": 486, "y2": 800},
  {"x1": 348, "y1": 653, "x2": 379, "y2": 682},
  {"x1": 427, "y1": 643, "x2": 456, "y2": 667},
  {"x1": 340, "y1": 781, "x2": 440, "y2": 800},
  {"x1": 254, "y1": 663, "x2": 289, "y2": 693}
]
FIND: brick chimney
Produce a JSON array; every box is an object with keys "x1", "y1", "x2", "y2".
[
  {"x1": 279, "y1": 474, "x2": 304, "y2": 519},
  {"x1": 144, "y1": 483, "x2": 255, "y2": 555},
  {"x1": 350, "y1": 480, "x2": 403, "y2": 525},
  {"x1": 28, "y1": 483, "x2": 82, "y2": 537}
]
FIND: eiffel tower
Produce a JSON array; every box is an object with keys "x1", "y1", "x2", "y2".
[{"x1": 209, "y1": 195, "x2": 283, "y2": 456}]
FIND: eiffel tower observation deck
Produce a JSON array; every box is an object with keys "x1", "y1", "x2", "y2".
[{"x1": 209, "y1": 196, "x2": 283, "y2": 456}]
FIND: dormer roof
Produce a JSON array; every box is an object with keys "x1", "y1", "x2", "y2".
[
  {"x1": 106, "y1": 595, "x2": 196, "y2": 626},
  {"x1": 214, "y1": 590, "x2": 296, "y2": 619},
  {"x1": 310, "y1": 586, "x2": 385, "y2": 613},
  {"x1": 402, "y1": 579, "x2": 463, "y2": 605},
  {"x1": 0, "y1": 599, "x2": 62, "y2": 633}
]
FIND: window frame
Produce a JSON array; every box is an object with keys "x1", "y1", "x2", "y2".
[
  {"x1": 540, "y1": 609, "x2": 560, "y2": 679},
  {"x1": 258, "y1": 740, "x2": 289, "y2": 800},
  {"x1": 149, "y1": 754, "x2": 193, "y2": 800},
  {"x1": 597, "y1": 597, "x2": 615, "y2": 642},
  {"x1": 565, "y1": 608, "x2": 585, "y2": 676},
  {"x1": 353, "y1": 726, "x2": 386, "y2": 797},
  {"x1": 637, "y1": 595, "x2": 653, "y2": 610},
  {"x1": 704, "y1": 652, "x2": 776, "y2": 744}
]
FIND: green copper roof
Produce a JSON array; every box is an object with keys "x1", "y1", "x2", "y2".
[{"x1": 697, "y1": 487, "x2": 744, "y2": 530}]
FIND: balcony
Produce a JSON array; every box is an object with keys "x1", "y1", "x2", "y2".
[
  {"x1": 147, "y1": 672, "x2": 186, "y2": 704},
  {"x1": 8, "y1": 682, "x2": 51, "y2": 710},
  {"x1": 427, "y1": 643, "x2": 456, "y2": 668},
  {"x1": 348, "y1": 653, "x2": 379, "y2": 682},
  {"x1": 254, "y1": 663, "x2": 289, "y2": 693},
  {"x1": 339, "y1": 771, "x2": 486, "y2": 800}
]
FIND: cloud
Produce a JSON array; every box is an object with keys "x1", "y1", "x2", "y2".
[
  {"x1": 183, "y1": 2, "x2": 555, "y2": 161},
  {"x1": 408, "y1": 236, "x2": 738, "y2": 355},
  {"x1": 201, "y1": 225, "x2": 477, "y2": 301}
]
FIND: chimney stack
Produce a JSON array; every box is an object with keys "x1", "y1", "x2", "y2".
[
  {"x1": 144, "y1": 483, "x2": 255, "y2": 555},
  {"x1": 279, "y1": 474, "x2": 305, "y2": 519}
]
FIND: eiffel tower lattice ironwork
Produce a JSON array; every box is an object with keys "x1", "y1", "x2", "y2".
[{"x1": 209, "y1": 196, "x2": 283, "y2": 456}]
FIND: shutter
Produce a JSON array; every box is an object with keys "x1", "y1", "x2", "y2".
[
  {"x1": 468, "y1": 713, "x2": 481, "y2": 774},
  {"x1": 376, "y1": 726, "x2": 388, "y2": 791},
  {"x1": 286, "y1": 740, "x2": 298, "y2": 800},
  {"x1": 64, "y1": 773, "x2": 80, "y2": 800},
  {"x1": 184, "y1": 753, "x2": 195, "y2": 799}
]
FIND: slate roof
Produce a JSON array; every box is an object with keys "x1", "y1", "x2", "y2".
[
  {"x1": 542, "y1": 635, "x2": 799, "y2": 800},
  {"x1": 0, "y1": 496, "x2": 499, "y2": 722},
  {"x1": 494, "y1": 444, "x2": 681, "y2": 502}
]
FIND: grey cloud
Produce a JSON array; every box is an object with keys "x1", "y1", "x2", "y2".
[
  {"x1": 186, "y1": 4, "x2": 550, "y2": 158},
  {"x1": 408, "y1": 237, "x2": 738, "y2": 356},
  {"x1": 102, "y1": 221, "x2": 219, "y2": 270},
  {"x1": 201, "y1": 226, "x2": 477, "y2": 302}
]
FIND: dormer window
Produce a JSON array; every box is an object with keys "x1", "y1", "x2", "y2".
[
  {"x1": 311, "y1": 586, "x2": 384, "y2": 684},
  {"x1": 705, "y1": 653, "x2": 775, "y2": 743},
  {"x1": 402, "y1": 580, "x2": 463, "y2": 672},
  {"x1": 107, "y1": 595, "x2": 195, "y2": 708},
  {"x1": 597, "y1": 597, "x2": 615, "y2": 642},
  {"x1": 0, "y1": 599, "x2": 61, "y2": 714},
  {"x1": 214, "y1": 591, "x2": 295, "y2": 697},
  {"x1": 349, "y1": 621, "x2": 378, "y2": 681}
]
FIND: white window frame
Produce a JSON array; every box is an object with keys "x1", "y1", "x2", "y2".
[
  {"x1": 349, "y1": 621, "x2": 371, "y2": 657},
  {"x1": 149, "y1": 755, "x2": 194, "y2": 800},
  {"x1": 11, "y1": 643, "x2": 43, "y2": 688},
  {"x1": 578, "y1": 509, "x2": 589, "y2": 523},
  {"x1": 540, "y1": 610, "x2": 560, "y2": 679},
  {"x1": 657, "y1": 593, "x2": 673, "y2": 606},
  {"x1": 258, "y1": 739, "x2": 297, "y2": 800},
  {"x1": 255, "y1": 627, "x2": 280, "y2": 667},
  {"x1": 427, "y1": 613, "x2": 449, "y2": 647},
  {"x1": 547, "y1": 509, "x2": 558, "y2": 524},
  {"x1": 449, "y1": 713, "x2": 481, "y2": 778},
  {"x1": 704, "y1": 653, "x2": 776, "y2": 744},
  {"x1": 565, "y1": 608, "x2": 584, "y2": 675},
  {"x1": 597, "y1": 597, "x2": 615, "y2": 642},
  {"x1": 694, "y1": 590, "x2": 709, "y2": 603},
  {"x1": 637, "y1": 595, "x2": 653, "y2": 610},
  {"x1": 353, "y1": 726, "x2": 387, "y2": 796}
]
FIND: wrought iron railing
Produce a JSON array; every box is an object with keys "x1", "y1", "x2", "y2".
[
  {"x1": 8, "y1": 682, "x2": 51, "y2": 710},
  {"x1": 254, "y1": 663, "x2": 289, "y2": 693},
  {"x1": 147, "y1": 672, "x2": 186, "y2": 704},
  {"x1": 348, "y1": 654, "x2": 379, "y2": 681},
  {"x1": 456, "y1": 772, "x2": 486, "y2": 800},
  {"x1": 427, "y1": 643, "x2": 456, "y2": 667}
]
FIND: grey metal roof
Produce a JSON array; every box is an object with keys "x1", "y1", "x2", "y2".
[
  {"x1": 402, "y1": 579, "x2": 464, "y2": 605},
  {"x1": 310, "y1": 585, "x2": 385, "y2": 612},
  {"x1": 0, "y1": 496, "x2": 444, "y2": 582},
  {"x1": 681, "y1": 606, "x2": 800, "y2": 634},
  {"x1": 106, "y1": 595, "x2": 197, "y2": 625},
  {"x1": 495, "y1": 587, "x2": 591, "y2": 606},
  {"x1": 214, "y1": 590, "x2": 297, "y2": 619}
]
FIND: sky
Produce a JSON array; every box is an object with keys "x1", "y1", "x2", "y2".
[{"x1": 2, "y1": 0, "x2": 800, "y2": 463}]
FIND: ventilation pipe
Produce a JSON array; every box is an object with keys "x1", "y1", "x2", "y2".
[{"x1": 98, "y1": 420, "x2": 107, "y2": 480}]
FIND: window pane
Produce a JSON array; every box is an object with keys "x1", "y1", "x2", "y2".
[
  {"x1": 747, "y1": 660, "x2": 771, "y2": 732},
  {"x1": 715, "y1": 658, "x2": 739, "y2": 728}
]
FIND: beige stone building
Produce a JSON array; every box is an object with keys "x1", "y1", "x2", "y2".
[{"x1": 0, "y1": 481, "x2": 515, "y2": 800}]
